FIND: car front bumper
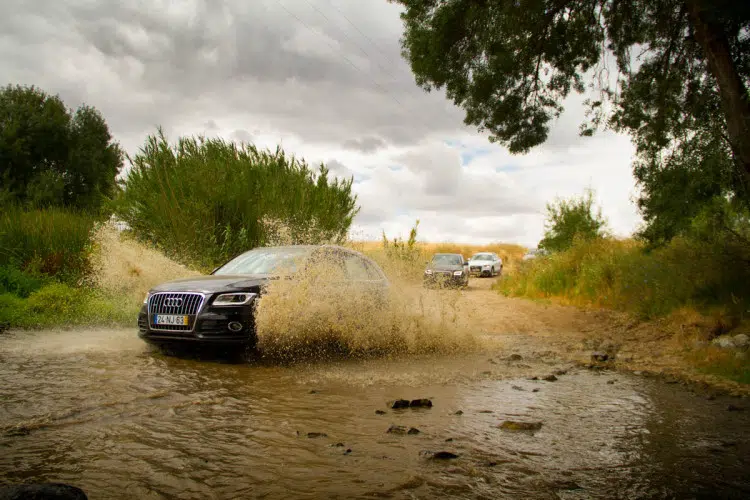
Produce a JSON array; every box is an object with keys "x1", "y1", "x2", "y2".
[
  {"x1": 138, "y1": 304, "x2": 257, "y2": 346},
  {"x1": 423, "y1": 272, "x2": 468, "y2": 287}
]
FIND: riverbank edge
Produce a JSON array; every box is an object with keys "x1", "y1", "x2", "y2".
[{"x1": 545, "y1": 303, "x2": 750, "y2": 398}]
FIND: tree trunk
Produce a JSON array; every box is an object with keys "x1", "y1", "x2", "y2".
[{"x1": 687, "y1": 0, "x2": 750, "y2": 190}]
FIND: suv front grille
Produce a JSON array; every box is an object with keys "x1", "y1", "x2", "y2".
[{"x1": 148, "y1": 292, "x2": 205, "y2": 331}]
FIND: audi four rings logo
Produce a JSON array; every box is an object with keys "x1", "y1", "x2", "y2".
[{"x1": 164, "y1": 298, "x2": 183, "y2": 307}]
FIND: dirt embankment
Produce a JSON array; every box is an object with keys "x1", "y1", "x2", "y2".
[{"x1": 459, "y1": 277, "x2": 750, "y2": 397}]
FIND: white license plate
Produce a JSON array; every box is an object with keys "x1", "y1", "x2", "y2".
[{"x1": 154, "y1": 314, "x2": 189, "y2": 326}]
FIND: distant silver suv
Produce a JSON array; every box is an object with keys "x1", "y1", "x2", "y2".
[{"x1": 467, "y1": 252, "x2": 502, "y2": 277}]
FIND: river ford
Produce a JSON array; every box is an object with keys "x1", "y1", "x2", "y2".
[{"x1": 1, "y1": 326, "x2": 749, "y2": 500}]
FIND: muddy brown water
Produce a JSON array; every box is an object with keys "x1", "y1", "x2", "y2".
[{"x1": 1, "y1": 327, "x2": 749, "y2": 500}]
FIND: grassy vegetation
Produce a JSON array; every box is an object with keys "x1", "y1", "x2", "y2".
[
  {"x1": 0, "y1": 207, "x2": 137, "y2": 330},
  {"x1": 115, "y1": 130, "x2": 359, "y2": 271},
  {"x1": 0, "y1": 206, "x2": 95, "y2": 283},
  {"x1": 0, "y1": 283, "x2": 136, "y2": 330},
  {"x1": 497, "y1": 235, "x2": 750, "y2": 320}
]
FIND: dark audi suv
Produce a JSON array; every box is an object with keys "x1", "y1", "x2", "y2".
[
  {"x1": 138, "y1": 245, "x2": 389, "y2": 349},
  {"x1": 423, "y1": 253, "x2": 469, "y2": 288}
]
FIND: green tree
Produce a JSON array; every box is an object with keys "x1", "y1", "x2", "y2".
[
  {"x1": 0, "y1": 84, "x2": 123, "y2": 211},
  {"x1": 538, "y1": 189, "x2": 607, "y2": 252},
  {"x1": 391, "y1": 1, "x2": 750, "y2": 240}
]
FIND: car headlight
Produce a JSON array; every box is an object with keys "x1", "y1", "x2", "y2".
[
  {"x1": 453, "y1": 270, "x2": 463, "y2": 276},
  {"x1": 425, "y1": 269, "x2": 433, "y2": 275},
  {"x1": 143, "y1": 292, "x2": 152, "y2": 304},
  {"x1": 213, "y1": 292, "x2": 258, "y2": 306}
]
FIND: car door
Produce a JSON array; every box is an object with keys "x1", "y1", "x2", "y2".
[{"x1": 342, "y1": 250, "x2": 387, "y2": 302}]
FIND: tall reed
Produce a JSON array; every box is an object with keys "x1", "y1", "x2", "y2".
[{"x1": 115, "y1": 130, "x2": 360, "y2": 270}]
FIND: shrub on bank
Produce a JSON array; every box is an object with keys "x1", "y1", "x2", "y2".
[
  {"x1": 497, "y1": 236, "x2": 750, "y2": 319},
  {"x1": 115, "y1": 130, "x2": 360, "y2": 270}
]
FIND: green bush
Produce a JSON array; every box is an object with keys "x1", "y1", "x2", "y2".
[
  {"x1": 115, "y1": 130, "x2": 360, "y2": 270},
  {"x1": 0, "y1": 206, "x2": 95, "y2": 284},
  {"x1": 498, "y1": 235, "x2": 750, "y2": 319},
  {"x1": 0, "y1": 265, "x2": 45, "y2": 297}
]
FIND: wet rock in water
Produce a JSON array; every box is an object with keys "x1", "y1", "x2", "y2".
[
  {"x1": 553, "y1": 480, "x2": 582, "y2": 491},
  {"x1": 512, "y1": 385, "x2": 525, "y2": 391},
  {"x1": 499, "y1": 421, "x2": 543, "y2": 432},
  {"x1": 528, "y1": 376, "x2": 539, "y2": 381},
  {"x1": 543, "y1": 375, "x2": 558, "y2": 382},
  {"x1": 431, "y1": 451, "x2": 459, "y2": 460},
  {"x1": 607, "y1": 379, "x2": 616, "y2": 385},
  {"x1": 554, "y1": 369, "x2": 568, "y2": 376},
  {"x1": 454, "y1": 410, "x2": 464, "y2": 415},
  {"x1": 391, "y1": 399, "x2": 411, "y2": 409},
  {"x1": 727, "y1": 404, "x2": 745, "y2": 412},
  {"x1": 344, "y1": 448, "x2": 352, "y2": 455},
  {"x1": 445, "y1": 438, "x2": 454, "y2": 442},
  {"x1": 508, "y1": 354, "x2": 523, "y2": 361},
  {"x1": 532, "y1": 388, "x2": 540, "y2": 393},
  {"x1": 478, "y1": 410, "x2": 494, "y2": 413},
  {"x1": 375, "y1": 410, "x2": 387, "y2": 415},
  {"x1": 307, "y1": 432, "x2": 328, "y2": 438},
  {"x1": 0, "y1": 483, "x2": 87, "y2": 500},
  {"x1": 308, "y1": 389, "x2": 320, "y2": 394},
  {"x1": 734, "y1": 333, "x2": 750, "y2": 348},
  {"x1": 591, "y1": 352, "x2": 609, "y2": 362},
  {"x1": 387, "y1": 425, "x2": 420, "y2": 435},
  {"x1": 409, "y1": 399, "x2": 433, "y2": 408},
  {"x1": 4, "y1": 426, "x2": 31, "y2": 437},
  {"x1": 332, "y1": 443, "x2": 345, "y2": 447}
]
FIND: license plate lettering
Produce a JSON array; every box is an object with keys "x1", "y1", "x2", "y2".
[{"x1": 154, "y1": 314, "x2": 188, "y2": 326}]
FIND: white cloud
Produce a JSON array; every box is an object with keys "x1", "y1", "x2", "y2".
[{"x1": 1, "y1": 0, "x2": 643, "y2": 248}]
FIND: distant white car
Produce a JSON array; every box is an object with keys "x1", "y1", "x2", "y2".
[{"x1": 467, "y1": 252, "x2": 502, "y2": 277}]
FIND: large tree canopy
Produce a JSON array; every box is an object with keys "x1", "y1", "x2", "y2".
[
  {"x1": 0, "y1": 84, "x2": 123, "y2": 211},
  {"x1": 392, "y1": 0, "x2": 750, "y2": 242}
]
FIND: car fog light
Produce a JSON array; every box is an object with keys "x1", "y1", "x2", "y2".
[{"x1": 228, "y1": 321, "x2": 243, "y2": 332}]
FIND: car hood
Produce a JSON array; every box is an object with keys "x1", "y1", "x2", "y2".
[
  {"x1": 149, "y1": 274, "x2": 272, "y2": 294},
  {"x1": 427, "y1": 264, "x2": 463, "y2": 272},
  {"x1": 468, "y1": 260, "x2": 492, "y2": 265}
]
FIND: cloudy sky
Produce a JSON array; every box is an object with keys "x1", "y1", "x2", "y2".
[{"x1": 3, "y1": 0, "x2": 642, "y2": 247}]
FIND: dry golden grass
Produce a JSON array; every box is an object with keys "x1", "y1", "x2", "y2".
[{"x1": 349, "y1": 240, "x2": 528, "y2": 278}]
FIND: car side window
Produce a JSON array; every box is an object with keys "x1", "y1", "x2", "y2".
[
  {"x1": 315, "y1": 248, "x2": 347, "y2": 280},
  {"x1": 344, "y1": 254, "x2": 372, "y2": 281},
  {"x1": 363, "y1": 259, "x2": 384, "y2": 280}
]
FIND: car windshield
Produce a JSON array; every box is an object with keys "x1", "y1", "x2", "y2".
[
  {"x1": 431, "y1": 254, "x2": 462, "y2": 265},
  {"x1": 471, "y1": 253, "x2": 492, "y2": 261},
  {"x1": 213, "y1": 247, "x2": 313, "y2": 275}
]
